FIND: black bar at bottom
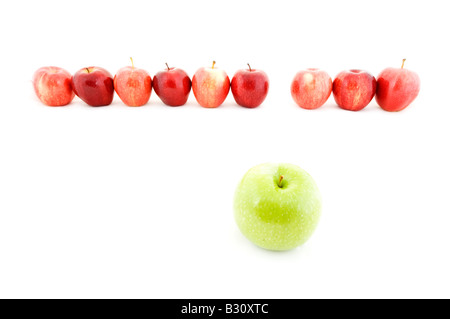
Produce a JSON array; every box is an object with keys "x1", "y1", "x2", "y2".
[{"x1": 4, "y1": 299, "x2": 306, "y2": 317}]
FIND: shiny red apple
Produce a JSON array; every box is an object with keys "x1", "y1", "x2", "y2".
[
  {"x1": 114, "y1": 58, "x2": 152, "y2": 107},
  {"x1": 291, "y1": 68, "x2": 332, "y2": 109},
  {"x1": 333, "y1": 70, "x2": 377, "y2": 111},
  {"x1": 375, "y1": 59, "x2": 420, "y2": 112},
  {"x1": 192, "y1": 61, "x2": 230, "y2": 108},
  {"x1": 231, "y1": 64, "x2": 269, "y2": 108},
  {"x1": 153, "y1": 63, "x2": 191, "y2": 106},
  {"x1": 72, "y1": 67, "x2": 114, "y2": 106},
  {"x1": 33, "y1": 66, "x2": 75, "y2": 106}
]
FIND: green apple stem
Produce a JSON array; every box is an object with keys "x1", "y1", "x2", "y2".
[
  {"x1": 278, "y1": 175, "x2": 284, "y2": 188},
  {"x1": 247, "y1": 63, "x2": 252, "y2": 71},
  {"x1": 130, "y1": 57, "x2": 134, "y2": 70},
  {"x1": 212, "y1": 61, "x2": 216, "y2": 69},
  {"x1": 401, "y1": 59, "x2": 406, "y2": 69},
  {"x1": 165, "y1": 62, "x2": 170, "y2": 70}
]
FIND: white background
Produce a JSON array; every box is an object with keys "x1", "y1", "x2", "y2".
[{"x1": 0, "y1": 0, "x2": 449, "y2": 299}]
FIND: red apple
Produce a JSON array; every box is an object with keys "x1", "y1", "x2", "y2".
[
  {"x1": 192, "y1": 61, "x2": 230, "y2": 108},
  {"x1": 231, "y1": 64, "x2": 269, "y2": 108},
  {"x1": 114, "y1": 58, "x2": 152, "y2": 107},
  {"x1": 375, "y1": 59, "x2": 420, "y2": 112},
  {"x1": 332, "y1": 70, "x2": 377, "y2": 111},
  {"x1": 72, "y1": 67, "x2": 114, "y2": 106},
  {"x1": 33, "y1": 67, "x2": 75, "y2": 106},
  {"x1": 291, "y1": 68, "x2": 332, "y2": 109},
  {"x1": 153, "y1": 63, "x2": 191, "y2": 106}
]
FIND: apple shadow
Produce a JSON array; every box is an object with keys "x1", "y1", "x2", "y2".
[
  {"x1": 219, "y1": 102, "x2": 252, "y2": 109},
  {"x1": 319, "y1": 100, "x2": 382, "y2": 113},
  {"x1": 293, "y1": 102, "x2": 331, "y2": 112},
  {"x1": 233, "y1": 229, "x2": 310, "y2": 256}
]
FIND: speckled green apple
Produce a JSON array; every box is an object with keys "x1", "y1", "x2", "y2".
[{"x1": 234, "y1": 163, "x2": 321, "y2": 251}]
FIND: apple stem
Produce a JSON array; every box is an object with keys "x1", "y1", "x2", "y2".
[
  {"x1": 401, "y1": 59, "x2": 406, "y2": 69},
  {"x1": 278, "y1": 175, "x2": 284, "y2": 188},
  {"x1": 247, "y1": 63, "x2": 252, "y2": 71},
  {"x1": 212, "y1": 61, "x2": 216, "y2": 69},
  {"x1": 165, "y1": 62, "x2": 170, "y2": 70},
  {"x1": 85, "y1": 68, "x2": 90, "y2": 74},
  {"x1": 130, "y1": 57, "x2": 134, "y2": 70}
]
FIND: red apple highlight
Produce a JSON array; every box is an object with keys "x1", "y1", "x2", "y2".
[
  {"x1": 33, "y1": 67, "x2": 75, "y2": 106},
  {"x1": 376, "y1": 59, "x2": 420, "y2": 112},
  {"x1": 153, "y1": 63, "x2": 191, "y2": 106},
  {"x1": 72, "y1": 67, "x2": 114, "y2": 107},
  {"x1": 231, "y1": 64, "x2": 269, "y2": 108},
  {"x1": 192, "y1": 61, "x2": 230, "y2": 108},
  {"x1": 114, "y1": 58, "x2": 152, "y2": 107},
  {"x1": 291, "y1": 68, "x2": 332, "y2": 109},
  {"x1": 333, "y1": 70, "x2": 377, "y2": 111}
]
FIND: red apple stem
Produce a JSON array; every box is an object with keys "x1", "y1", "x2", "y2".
[
  {"x1": 278, "y1": 175, "x2": 284, "y2": 188},
  {"x1": 85, "y1": 68, "x2": 90, "y2": 74},
  {"x1": 401, "y1": 59, "x2": 406, "y2": 69},
  {"x1": 247, "y1": 63, "x2": 252, "y2": 71},
  {"x1": 130, "y1": 57, "x2": 134, "y2": 70},
  {"x1": 165, "y1": 62, "x2": 170, "y2": 70},
  {"x1": 212, "y1": 61, "x2": 216, "y2": 69}
]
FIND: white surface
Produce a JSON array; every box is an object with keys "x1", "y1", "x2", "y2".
[{"x1": 0, "y1": 0, "x2": 449, "y2": 299}]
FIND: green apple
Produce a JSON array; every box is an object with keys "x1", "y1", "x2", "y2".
[{"x1": 234, "y1": 163, "x2": 322, "y2": 251}]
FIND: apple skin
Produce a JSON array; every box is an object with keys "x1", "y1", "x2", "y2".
[
  {"x1": 291, "y1": 68, "x2": 332, "y2": 109},
  {"x1": 72, "y1": 67, "x2": 114, "y2": 106},
  {"x1": 153, "y1": 67, "x2": 191, "y2": 106},
  {"x1": 234, "y1": 163, "x2": 322, "y2": 251},
  {"x1": 33, "y1": 67, "x2": 75, "y2": 106},
  {"x1": 231, "y1": 67, "x2": 269, "y2": 108},
  {"x1": 332, "y1": 70, "x2": 377, "y2": 111},
  {"x1": 114, "y1": 66, "x2": 152, "y2": 107},
  {"x1": 192, "y1": 64, "x2": 230, "y2": 108},
  {"x1": 375, "y1": 68, "x2": 420, "y2": 112}
]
